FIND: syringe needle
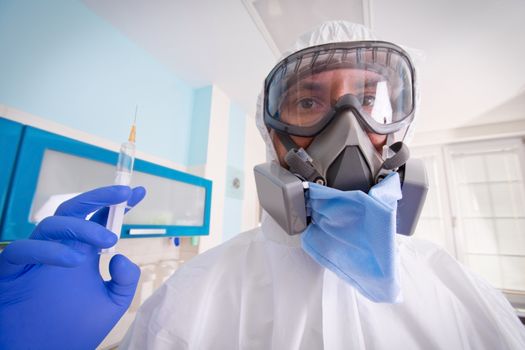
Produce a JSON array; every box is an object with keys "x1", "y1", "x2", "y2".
[{"x1": 129, "y1": 107, "x2": 137, "y2": 143}]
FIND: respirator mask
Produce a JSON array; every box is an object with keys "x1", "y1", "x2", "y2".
[{"x1": 254, "y1": 41, "x2": 428, "y2": 235}]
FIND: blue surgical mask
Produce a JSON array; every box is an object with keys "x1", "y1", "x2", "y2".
[{"x1": 301, "y1": 172, "x2": 403, "y2": 303}]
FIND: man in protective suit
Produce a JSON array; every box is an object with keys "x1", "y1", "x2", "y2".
[{"x1": 121, "y1": 21, "x2": 525, "y2": 349}]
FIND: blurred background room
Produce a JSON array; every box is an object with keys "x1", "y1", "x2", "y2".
[{"x1": 0, "y1": 0, "x2": 524, "y2": 347}]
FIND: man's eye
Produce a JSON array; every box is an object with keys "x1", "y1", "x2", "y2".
[
  {"x1": 363, "y1": 95, "x2": 375, "y2": 106},
  {"x1": 298, "y1": 98, "x2": 316, "y2": 109}
]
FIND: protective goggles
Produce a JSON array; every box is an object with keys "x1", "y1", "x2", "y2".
[{"x1": 264, "y1": 41, "x2": 416, "y2": 137}]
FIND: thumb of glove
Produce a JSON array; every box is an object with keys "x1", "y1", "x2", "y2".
[{"x1": 106, "y1": 254, "x2": 141, "y2": 308}]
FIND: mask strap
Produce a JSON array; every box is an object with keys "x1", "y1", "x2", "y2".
[
  {"x1": 275, "y1": 130, "x2": 298, "y2": 151},
  {"x1": 376, "y1": 141, "x2": 410, "y2": 181},
  {"x1": 275, "y1": 130, "x2": 326, "y2": 185}
]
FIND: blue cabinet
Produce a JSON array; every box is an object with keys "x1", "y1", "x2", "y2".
[
  {"x1": 1, "y1": 124, "x2": 212, "y2": 241},
  {"x1": 0, "y1": 118, "x2": 24, "y2": 229}
]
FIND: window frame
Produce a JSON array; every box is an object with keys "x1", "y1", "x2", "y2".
[{"x1": 413, "y1": 136, "x2": 525, "y2": 308}]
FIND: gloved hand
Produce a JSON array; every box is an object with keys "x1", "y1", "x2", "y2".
[
  {"x1": 0, "y1": 185, "x2": 146, "y2": 350},
  {"x1": 301, "y1": 172, "x2": 402, "y2": 303}
]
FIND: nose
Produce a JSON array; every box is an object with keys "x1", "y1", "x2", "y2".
[
  {"x1": 329, "y1": 76, "x2": 388, "y2": 152},
  {"x1": 330, "y1": 78, "x2": 354, "y2": 105}
]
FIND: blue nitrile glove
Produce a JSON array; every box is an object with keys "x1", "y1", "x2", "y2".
[
  {"x1": 301, "y1": 172, "x2": 403, "y2": 303},
  {"x1": 0, "y1": 185, "x2": 146, "y2": 350}
]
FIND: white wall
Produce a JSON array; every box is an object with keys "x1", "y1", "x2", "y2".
[
  {"x1": 242, "y1": 114, "x2": 266, "y2": 231},
  {"x1": 195, "y1": 86, "x2": 231, "y2": 254}
]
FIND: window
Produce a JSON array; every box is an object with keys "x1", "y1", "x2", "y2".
[
  {"x1": 411, "y1": 149, "x2": 455, "y2": 254},
  {"x1": 413, "y1": 137, "x2": 525, "y2": 298}
]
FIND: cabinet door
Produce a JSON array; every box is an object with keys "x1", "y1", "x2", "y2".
[
  {"x1": 0, "y1": 118, "x2": 24, "y2": 233},
  {"x1": 1, "y1": 126, "x2": 211, "y2": 241},
  {"x1": 1, "y1": 127, "x2": 118, "y2": 240}
]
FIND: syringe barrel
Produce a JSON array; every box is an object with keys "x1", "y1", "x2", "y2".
[
  {"x1": 117, "y1": 142, "x2": 135, "y2": 173},
  {"x1": 101, "y1": 141, "x2": 135, "y2": 255}
]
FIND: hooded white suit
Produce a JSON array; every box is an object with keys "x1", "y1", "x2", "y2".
[{"x1": 121, "y1": 22, "x2": 525, "y2": 349}]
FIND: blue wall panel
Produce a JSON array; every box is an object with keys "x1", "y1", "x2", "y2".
[
  {"x1": 222, "y1": 197, "x2": 243, "y2": 242},
  {"x1": 0, "y1": 0, "x2": 194, "y2": 165},
  {"x1": 188, "y1": 86, "x2": 213, "y2": 166}
]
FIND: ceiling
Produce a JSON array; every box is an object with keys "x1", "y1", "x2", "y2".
[{"x1": 83, "y1": 0, "x2": 525, "y2": 133}]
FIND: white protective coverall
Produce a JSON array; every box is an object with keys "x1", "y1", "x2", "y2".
[{"x1": 121, "y1": 21, "x2": 525, "y2": 349}]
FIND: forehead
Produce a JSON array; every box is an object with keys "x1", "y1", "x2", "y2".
[{"x1": 289, "y1": 68, "x2": 385, "y2": 89}]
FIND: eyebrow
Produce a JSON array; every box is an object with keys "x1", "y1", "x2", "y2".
[
  {"x1": 286, "y1": 81, "x2": 327, "y2": 94},
  {"x1": 356, "y1": 76, "x2": 384, "y2": 89},
  {"x1": 299, "y1": 81, "x2": 327, "y2": 91},
  {"x1": 285, "y1": 74, "x2": 385, "y2": 95}
]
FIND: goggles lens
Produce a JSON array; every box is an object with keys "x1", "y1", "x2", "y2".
[{"x1": 265, "y1": 42, "x2": 415, "y2": 136}]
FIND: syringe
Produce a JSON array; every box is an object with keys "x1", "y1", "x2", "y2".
[{"x1": 101, "y1": 114, "x2": 137, "y2": 254}]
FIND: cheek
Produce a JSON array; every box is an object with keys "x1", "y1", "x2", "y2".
[{"x1": 367, "y1": 133, "x2": 387, "y2": 153}]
